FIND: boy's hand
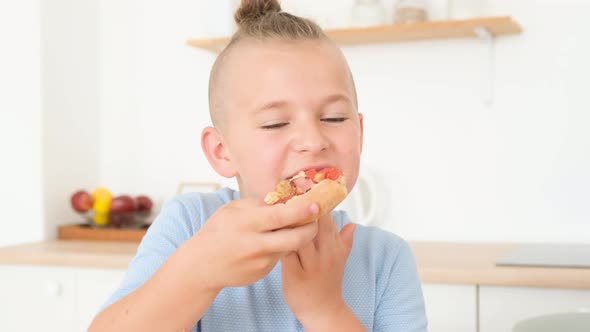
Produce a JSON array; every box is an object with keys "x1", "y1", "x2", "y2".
[
  {"x1": 179, "y1": 198, "x2": 320, "y2": 292},
  {"x1": 280, "y1": 213, "x2": 357, "y2": 327}
]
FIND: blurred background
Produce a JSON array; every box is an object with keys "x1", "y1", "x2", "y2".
[
  {"x1": 2, "y1": 0, "x2": 589, "y2": 246},
  {"x1": 0, "y1": 0, "x2": 589, "y2": 331}
]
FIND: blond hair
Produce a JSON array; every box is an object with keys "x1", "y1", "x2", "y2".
[
  {"x1": 231, "y1": 0, "x2": 324, "y2": 42},
  {"x1": 208, "y1": 0, "x2": 353, "y2": 130}
]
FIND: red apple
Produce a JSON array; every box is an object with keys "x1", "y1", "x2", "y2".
[
  {"x1": 136, "y1": 195, "x2": 153, "y2": 213},
  {"x1": 110, "y1": 195, "x2": 137, "y2": 214},
  {"x1": 70, "y1": 190, "x2": 93, "y2": 213},
  {"x1": 109, "y1": 213, "x2": 134, "y2": 228}
]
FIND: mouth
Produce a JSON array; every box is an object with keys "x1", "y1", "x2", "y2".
[{"x1": 284, "y1": 164, "x2": 337, "y2": 180}]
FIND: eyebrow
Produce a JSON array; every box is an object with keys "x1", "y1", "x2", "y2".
[{"x1": 253, "y1": 93, "x2": 352, "y2": 113}]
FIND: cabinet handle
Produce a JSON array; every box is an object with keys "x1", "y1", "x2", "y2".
[{"x1": 45, "y1": 281, "x2": 62, "y2": 297}]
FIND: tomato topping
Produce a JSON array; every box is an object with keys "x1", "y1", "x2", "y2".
[
  {"x1": 325, "y1": 167, "x2": 342, "y2": 180},
  {"x1": 304, "y1": 169, "x2": 317, "y2": 179},
  {"x1": 312, "y1": 172, "x2": 324, "y2": 183},
  {"x1": 302, "y1": 167, "x2": 343, "y2": 183}
]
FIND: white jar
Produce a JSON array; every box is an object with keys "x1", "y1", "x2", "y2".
[{"x1": 349, "y1": 0, "x2": 387, "y2": 28}]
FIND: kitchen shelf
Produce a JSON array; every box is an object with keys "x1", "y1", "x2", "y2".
[{"x1": 187, "y1": 16, "x2": 522, "y2": 53}]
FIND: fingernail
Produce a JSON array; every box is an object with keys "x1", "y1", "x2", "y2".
[{"x1": 309, "y1": 202, "x2": 319, "y2": 215}]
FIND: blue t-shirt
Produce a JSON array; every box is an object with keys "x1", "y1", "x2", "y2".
[{"x1": 104, "y1": 188, "x2": 427, "y2": 331}]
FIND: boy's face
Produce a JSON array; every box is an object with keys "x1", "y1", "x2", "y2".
[{"x1": 217, "y1": 39, "x2": 363, "y2": 199}]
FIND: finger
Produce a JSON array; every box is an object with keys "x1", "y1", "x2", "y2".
[
  {"x1": 312, "y1": 229, "x2": 320, "y2": 249},
  {"x1": 339, "y1": 223, "x2": 357, "y2": 255},
  {"x1": 281, "y1": 251, "x2": 303, "y2": 275},
  {"x1": 261, "y1": 220, "x2": 318, "y2": 253},
  {"x1": 316, "y1": 212, "x2": 336, "y2": 250},
  {"x1": 296, "y1": 238, "x2": 318, "y2": 271},
  {"x1": 258, "y1": 200, "x2": 319, "y2": 232}
]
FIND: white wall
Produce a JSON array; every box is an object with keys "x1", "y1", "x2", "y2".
[
  {"x1": 97, "y1": 0, "x2": 217, "y2": 209},
  {"x1": 345, "y1": 0, "x2": 590, "y2": 242},
  {"x1": 0, "y1": 0, "x2": 101, "y2": 247},
  {"x1": 41, "y1": 0, "x2": 101, "y2": 240},
  {"x1": 0, "y1": 0, "x2": 44, "y2": 246}
]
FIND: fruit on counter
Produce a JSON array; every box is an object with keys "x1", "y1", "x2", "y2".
[
  {"x1": 136, "y1": 195, "x2": 153, "y2": 213},
  {"x1": 70, "y1": 190, "x2": 93, "y2": 212},
  {"x1": 70, "y1": 187, "x2": 154, "y2": 228},
  {"x1": 110, "y1": 195, "x2": 137, "y2": 214},
  {"x1": 91, "y1": 187, "x2": 112, "y2": 203},
  {"x1": 93, "y1": 211, "x2": 109, "y2": 227},
  {"x1": 109, "y1": 212, "x2": 134, "y2": 228},
  {"x1": 91, "y1": 187, "x2": 112, "y2": 211},
  {"x1": 110, "y1": 195, "x2": 153, "y2": 228}
]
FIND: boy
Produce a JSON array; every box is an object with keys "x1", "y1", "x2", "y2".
[{"x1": 89, "y1": 1, "x2": 427, "y2": 331}]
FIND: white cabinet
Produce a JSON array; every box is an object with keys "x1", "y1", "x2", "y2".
[
  {"x1": 0, "y1": 265, "x2": 125, "y2": 332},
  {"x1": 422, "y1": 283, "x2": 477, "y2": 332},
  {"x1": 75, "y1": 268, "x2": 126, "y2": 331},
  {"x1": 479, "y1": 286, "x2": 590, "y2": 332},
  {"x1": 0, "y1": 265, "x2": 77, "y2": 331},
  {"x1": 4, "y1": 263, "x2": 590, "y2": 332}
]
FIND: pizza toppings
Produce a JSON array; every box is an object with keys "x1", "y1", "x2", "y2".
[
  {"x1": 263, "y1": 180, "x2": 294, "y2": 205},
  {"x1": 264, "y1": 167, "x2": 345, "y2": 205}
]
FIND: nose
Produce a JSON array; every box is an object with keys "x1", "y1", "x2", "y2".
[{"x1": 291, "y1": 121, "x2": 330, "y2": 154}]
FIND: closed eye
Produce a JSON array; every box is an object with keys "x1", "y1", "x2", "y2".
[
  {"x1": 261, "y1": 122, "x2": 288, "y2": 130},
  {"x1": 321, "y1": 117, "x2": 348, "y2": 123}
]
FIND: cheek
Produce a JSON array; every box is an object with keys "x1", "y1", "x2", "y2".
[
  {"x1": 257, "y1": 146, "x2": 284, "y2": 174},
  {"x1": 240, "y1": 135, "x2": 286, "y2": 186},
  {"x1": 251, "y1": 134, "x2": 284, "y2": 162},
  {"x1": 337, "y1": 127, "x2": 362, "y2": 156},
  {"x1": 336, "y1": 130, "x2": 362, "y2": 189}
]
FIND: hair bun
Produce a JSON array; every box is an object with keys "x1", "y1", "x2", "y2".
[{"x1": 234, "y1": 0, "x2": 281, "y2": 26}]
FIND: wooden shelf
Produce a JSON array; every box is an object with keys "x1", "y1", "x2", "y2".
[{"x1": 187, "y1": 16, "x2": 522, "y2": 53}]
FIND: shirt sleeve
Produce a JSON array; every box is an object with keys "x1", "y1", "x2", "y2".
[
  {"x1": 374, "y1": 240, "x2": 428, "y2": 332},
  {"x1": 100, "y1": 196, "x2": 195, "y2": 310}
]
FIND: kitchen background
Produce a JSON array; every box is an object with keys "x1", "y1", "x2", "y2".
[{"x1": 1, "y1": 0, "x2": 589, "y2": 248}]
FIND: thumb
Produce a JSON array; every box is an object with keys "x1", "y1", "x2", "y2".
[{"x1": 339, "y1": 223, "x2": 356, "y2": 250}]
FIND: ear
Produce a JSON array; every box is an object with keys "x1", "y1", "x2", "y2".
[
  {"x1": 358, "y1": 113, "x2": 364, "y2": 153},
  {"x1": 201, "y1": 126, "x2": 237, "y2": 178}
]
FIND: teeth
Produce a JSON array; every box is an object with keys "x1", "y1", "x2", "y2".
[{"x1": 288, "y1": 171, "x2": 305, "y2": 181}]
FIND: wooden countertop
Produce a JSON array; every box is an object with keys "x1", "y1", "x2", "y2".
[
  {"x1": 410, "y1": 241, "x2": 590, "y2": 289},
  {"x1": 1, "y1": 240, "x2": 589, "y2": 289},
  {"x1": 0, "y1": 240, "x2": 137, "y2": 269}
]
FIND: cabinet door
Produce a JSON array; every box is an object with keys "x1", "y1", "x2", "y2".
[
  {"x1": 422, "y1": 283, "x2": 477, "y2": 332},
  {"x1": 479, "y1": 286, "x2": 590, "y2": 332},
  {"x1": 0, "y1": 265, "x2": 76, "y2": 332},
  {"x1": 75, "y1": 268, "x2": 126, "y2": 331}
]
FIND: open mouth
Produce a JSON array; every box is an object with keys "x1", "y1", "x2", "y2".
[
  {"x1": 265, "y1": 166, "x2": 345, "y2": 205},
  {"x1": 285, "y1": 165, "x2": 334, "y2": 181}
]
